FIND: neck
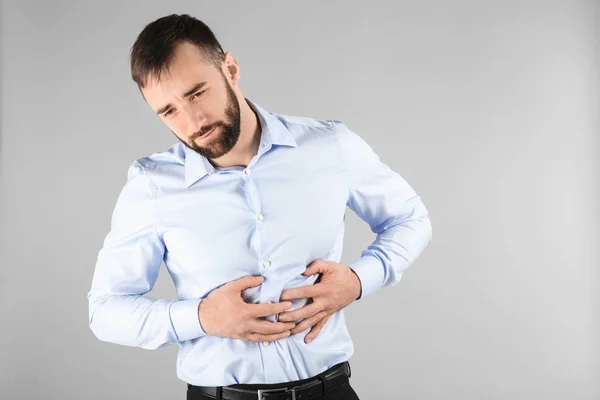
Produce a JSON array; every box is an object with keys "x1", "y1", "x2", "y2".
[{"x1": 209, "y1": 97, "x2": 261, "y2": 169}]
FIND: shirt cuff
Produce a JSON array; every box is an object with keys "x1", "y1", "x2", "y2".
[
  {"x1": 169, "y1": 298, "x2": 207, "y2": 341},
  {"x1": 348, "y1": 255, "x2": 385, "y2": 299}
]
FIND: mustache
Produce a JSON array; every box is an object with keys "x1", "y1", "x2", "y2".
[{"x1": 192, "y1": 125, "x2": 218, "y2": 140}]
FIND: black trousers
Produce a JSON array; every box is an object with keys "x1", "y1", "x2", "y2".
[
  {"x1": 187, "y1": 382, "x2": 359, "y2": 400},
  {"x1": 186, "y1": 364, "x2": 360, "y2": 400}
]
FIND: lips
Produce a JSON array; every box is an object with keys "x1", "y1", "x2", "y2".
[{"x1": 197, "y1": 126, "x2": 216, "y2": 140}]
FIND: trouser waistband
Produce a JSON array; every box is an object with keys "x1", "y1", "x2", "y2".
[{"x1": 187, "y1": 361, "x2": 351, "y2": 400}]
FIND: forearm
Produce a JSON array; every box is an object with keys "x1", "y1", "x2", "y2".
[
  {"x1": 88, "y1": 292, "x2": 206, "y2": 350},
  {"x1": 349, "y1": 209, "x2": 432, "y2": 299},
  {"x1": 332, "y1": 120, "x2": 433, "y2": 300}
]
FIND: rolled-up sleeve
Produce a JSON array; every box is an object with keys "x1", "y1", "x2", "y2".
[
  {"x1": 87, "y1": 161, "x2": 206, "y2": 350},
  {"x1": 332, "y1": 120, "x2": 433, "y2": 299}
]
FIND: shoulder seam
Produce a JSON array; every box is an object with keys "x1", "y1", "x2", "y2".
[
  {"x1": 132, "y1": 160, "x2": 159, "y2": 198},
  {"x1": 131, "y1": 160, "x2": 162, "y2": 237},
  {"x1": 328, "y1": 119, "x2": 351, "y2": 192},
  {"x1": 272, "y1": 111, "x2": 334, "y2": 129}
]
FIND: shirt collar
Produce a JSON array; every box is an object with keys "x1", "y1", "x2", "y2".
[{"x1": 183, "y1": 97, "x2": 297, "y2": 188}]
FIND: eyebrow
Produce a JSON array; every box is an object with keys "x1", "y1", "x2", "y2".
[{"x1": 155, "y1": 81, "x2": 208, "y2": 115}]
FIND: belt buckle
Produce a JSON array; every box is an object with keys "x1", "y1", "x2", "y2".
[{"x1": 257, "y1": 387, "x2": 296, "y2": 400}]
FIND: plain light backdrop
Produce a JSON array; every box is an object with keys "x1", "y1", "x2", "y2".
[{"x1": 1, "y1": 1, "x2": 598, "y2": 399}]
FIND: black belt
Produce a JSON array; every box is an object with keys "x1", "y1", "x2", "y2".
[{"x1": 187, "y1": 361, "x2": 352, "y2": 400}]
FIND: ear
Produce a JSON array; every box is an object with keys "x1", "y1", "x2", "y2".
[{"x1": 222, "y1": 52, "x2": 240, "y2": 85}]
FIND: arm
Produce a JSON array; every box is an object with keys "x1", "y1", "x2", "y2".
[
  {"x1": 87, "y1": 161, "x2": 206, "y2": 350},
  {"x1": 333, "y1": 120, "x2": 433, "y2": 300}
]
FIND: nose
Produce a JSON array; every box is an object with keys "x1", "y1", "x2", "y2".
[{"x1": 182, "y1": 104, "x2": 206, "y2": 136}]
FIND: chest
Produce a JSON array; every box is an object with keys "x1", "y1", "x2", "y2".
[{"x1": 160, "y1": 152, "x2": 349, "y2": 290}]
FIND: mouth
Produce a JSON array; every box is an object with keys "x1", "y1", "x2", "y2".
[{"x1": 196, "y1": 126, "x2": 216, "y2": 141}]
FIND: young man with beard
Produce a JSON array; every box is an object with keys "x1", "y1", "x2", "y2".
[{"x1": 87, "y1": 13, "x2": 432, "y2": 400}]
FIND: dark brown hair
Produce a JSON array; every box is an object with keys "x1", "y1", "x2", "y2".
[{"x1": 130, "y1": 13, "x2": 225, "y2": 89}]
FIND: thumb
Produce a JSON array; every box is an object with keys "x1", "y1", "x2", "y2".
[
  {"x1": 233, "y1": 275, "x2": 265, "y2": 290},
  {"x1": 303, "y1": 261, "x2": 327, "y2": 276}
]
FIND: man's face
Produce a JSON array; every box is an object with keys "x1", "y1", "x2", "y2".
[{"x1": 141, "y1": 41, "x2": 241, "y2": 159}]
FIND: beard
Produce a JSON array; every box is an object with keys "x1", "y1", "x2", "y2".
[{"x1": 176, "y1": 72, "x2": 241, "y2": 160}]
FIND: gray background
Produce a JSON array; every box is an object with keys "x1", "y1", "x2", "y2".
[{"x1": 1, "y1": 1, "x2": 598, "y2": 399}]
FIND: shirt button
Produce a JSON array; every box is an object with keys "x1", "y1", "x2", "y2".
[
  {"x1": 257, "y1": 214, "x2": 264, "y2": 221},
  {"x1": 263, "y1": 341, "x2": 269, "y2": 347},
  {"x1": 263, "y1": 261, "x2": 271, "y2": 268},
  {"x1": 245, "y1": 169, "x2": 251, "y2": 175}
]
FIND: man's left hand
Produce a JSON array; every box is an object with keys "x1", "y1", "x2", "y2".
[{"x1": 278, "y1": 260, "x2": 362, "y2": 343}]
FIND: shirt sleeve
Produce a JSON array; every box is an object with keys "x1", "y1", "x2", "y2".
[
  {"x1": 87, "y1": 161, "x2": 207, "y2": 350},
  {"x1": 332, "y1": 120, "x2": 433, "y2": 300}
]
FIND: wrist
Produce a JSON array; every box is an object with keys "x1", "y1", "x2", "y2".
[
  {"x1": 349, "y1": 268, "x2": 362, "y2": 300},
  {"x1": 198, "y1": 299, "x2": 211, "y2": 336}
]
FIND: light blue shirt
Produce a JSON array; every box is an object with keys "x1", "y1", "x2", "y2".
[{"x1": 87, "y1": 98, "x2": 432, "y2": 386}]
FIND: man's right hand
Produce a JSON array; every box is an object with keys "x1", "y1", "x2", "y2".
[{"x1": 197, "y1": 275, "x2": 295, "y2": 342}]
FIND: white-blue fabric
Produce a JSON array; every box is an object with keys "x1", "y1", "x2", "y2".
[{"x1": 87, "y1": 97, "x2": 432, "y2": 386}]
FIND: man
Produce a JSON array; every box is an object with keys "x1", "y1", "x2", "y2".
[{"x1": 87, "y1": 13, "x2": 432, "y2": 400}]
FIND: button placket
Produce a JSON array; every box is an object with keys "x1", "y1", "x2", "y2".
[
  {"x1": 263, "y1": 303, "x2": 271, "y2": 346},
  {"x1": 241, "y1": 166, "x2": 279, "y2": 329},
  {"x1": 242, "y1": 167, "x2": 263, "y2": 258}
]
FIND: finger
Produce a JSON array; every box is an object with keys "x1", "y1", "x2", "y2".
[
  {"x1": 246, "y1": 330, "x2": 291, "y2": 343},
  {"x1": 290, "y1": 310, "x2": 329, "y2": 334},
  {"x1": 278, "y1": 301, "x2": 321, "y2": 322},
  {"x1": 304, "y1": 314, "x2": 332, "y2": 343},
  {"x1": 250, "y1": 320, "x2": 296, "y2": 335},
  {"x1": 249, "y1": 301, "x2": 293, "y2": 317},
  {"x1": 230, "y1": 275, "x2": 265, "y2": 291},
  {"x1": 303, "y1": 261, "x2": 327, "y2": 276},
  {"x1": 280, "y1": 284, "x2": 320, "y2": 301}
]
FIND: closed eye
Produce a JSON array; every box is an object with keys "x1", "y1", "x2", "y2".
[
  {"x1": 191, "y1": 90, "x2": 205, "y2": 99},
  {"x1": 162, "y1": 90, "x2": 205, "y2": 117}
]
